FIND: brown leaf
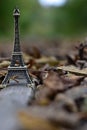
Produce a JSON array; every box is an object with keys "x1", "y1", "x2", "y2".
[
  {"x1": 23, "y1": 53, "x2": 33, "y2": 64},
  {"x1": 18, "y1": 107, "x2": 79, "y2": 129},
  {"x1": 61, "y1": 73, "x2": 84, "y2": 87},
  {"x1": 10, "y1": 75, "x2": 19, "y2": 83},
  {"x1": 0, "y1": 61, "x2": 10, "y2": 68},
  {"x1": 35, "y1": 86, "x2": 53, "y2": 105},
  {"x1": 57, "y1": 65, "x2": 87, "y2": 76},
  {"x1": 54, "y1": 94, "x2": 78, "y2": 112},
  {"x1": 0, "y1": 70, "x2": 7, "y2": 83},
  {"x1": 26, "y1": 46, "x2": 41, "y2": 59},
  {"x1": 18, "y1": 111, "x2": 60, "y2": 130},
  {"x1": 65, "y1": 85, "x2": 87, "y2": 100},
  {"x1": 31, "y1": 46, "x2": 41, "y2": 58},
  {"x1": 36, "y1": 56, "x2": 59, "y2": 66},
  {"x1": 43, "y1": 71, "x2": 64, "y2": 92}
]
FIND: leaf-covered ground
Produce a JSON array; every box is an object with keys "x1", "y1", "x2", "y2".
[{"x1": 0, "y1": 40, "x2": 87, "y2": 130}]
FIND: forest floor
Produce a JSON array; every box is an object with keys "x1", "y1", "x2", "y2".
[{"x1": 0, "y1": 39, "x2": 87, "y2": 130}]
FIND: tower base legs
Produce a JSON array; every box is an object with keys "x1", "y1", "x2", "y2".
[{"x1": 2, "y1": 67, "x2": 33, "y2": 87}]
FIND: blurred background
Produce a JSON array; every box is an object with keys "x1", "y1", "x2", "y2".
[
  {"x1": 0, "y1": 0, "x2": 87, "y2": 56},
  {"x1": 1, "y1": 0, "x2": 87, "y2": 38}
]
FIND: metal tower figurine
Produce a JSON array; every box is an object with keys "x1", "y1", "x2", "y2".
[{"x1": 2, "y1": 8, "x2": 33, "y2": 87}]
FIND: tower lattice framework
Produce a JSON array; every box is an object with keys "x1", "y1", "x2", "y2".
[{"x1": 2, "y1": 8, "x2": 33, "y2": 86}]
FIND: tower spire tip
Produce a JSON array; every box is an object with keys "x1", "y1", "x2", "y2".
[{"x1": 13, "y1": 7, "x2": 20, "y2": 16}]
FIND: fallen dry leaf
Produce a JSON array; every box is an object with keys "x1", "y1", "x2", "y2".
[
  {"x1": 18, "y1": 111, "x2": 61, "y2": 130},
  {"x1": 18, "y1": 106, "x2": 80, "y2": 129},
  {"x1": 57, "y1": 65, "x2": 87, "y2": 76},
  {"x1": 43, "y1": 71, "x2": 64, "y2": 91},
  {"x1": 0, "y1": 61, "x2": 10, "y2": 69}
]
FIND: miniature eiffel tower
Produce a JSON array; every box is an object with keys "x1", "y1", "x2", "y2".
[{"x1": 2, "y1": 8, "x2": 33, "y2": 87}]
